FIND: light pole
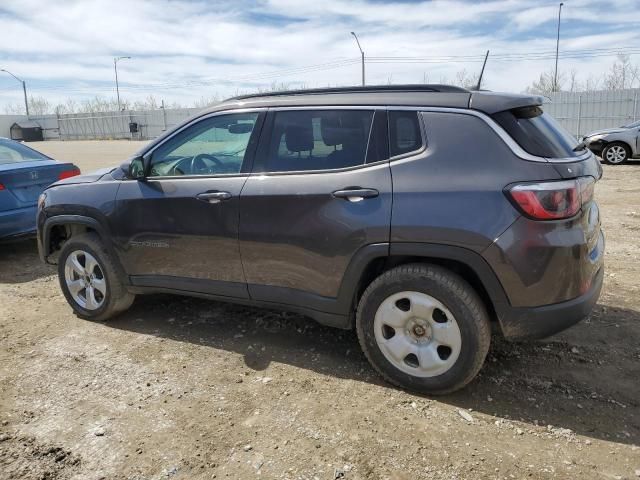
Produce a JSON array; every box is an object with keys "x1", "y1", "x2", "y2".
[
  {"x1": 350, "y1": 32, "x2": 365, "y2": 86},
  {"x1": 553, "y1": 2, "x2": 564, "y2": 92},
  {"x1": 1, "y1": 68, "x2": 29, "y2": 116},
  {"x1": 113, "y1": 56, "x2": 131, "y2": 111}
]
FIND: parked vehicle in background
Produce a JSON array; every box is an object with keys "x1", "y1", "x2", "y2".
[
  {"x1": 0, "y1": 138, "x2": 80, "y2": 241},
  {"x1": 582, "y1": 120, "x2": 640, "y2": 164},
  {"x1": 36, "y1": 85, "x2": 604, "y2": 394}
]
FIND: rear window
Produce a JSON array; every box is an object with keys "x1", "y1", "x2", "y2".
[
  {"x1": 492, "y1": 106, "x2": 580, "y2": 159},
  {"x1": 0, "y1": 139, "x2": 49, "y2": 165}
]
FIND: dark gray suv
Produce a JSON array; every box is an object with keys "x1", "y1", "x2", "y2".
[{"x1": 36, "y1": 85, "x2": 604, "y2": 394}]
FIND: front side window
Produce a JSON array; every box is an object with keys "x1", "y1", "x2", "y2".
[
  {"x1": 148, "y1": 112, "x2": 259, "y2": 176},
  {"x1": 263, "y1": 110, "x2": 374, "y2": 172},
  {"x1": 389, "y1": 111, "x2": 423, "y2": 157}
]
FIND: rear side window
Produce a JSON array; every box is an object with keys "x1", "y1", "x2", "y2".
[
  {"x1": 263, "y1": 110, "x2": 374, "y2": 172},
  {"x1": 389, "y1": 111, "x2": 423, "y2": 157},
  {"x1": 492, "y1": 106, "x2": 580, "y2": 158}
]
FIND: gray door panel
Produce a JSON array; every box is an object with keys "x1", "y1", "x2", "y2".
[
  {"x1": 114, "y1": 177, "x2": 248, "y2": 297},
  {"x1": 239, "y1": 163, "x2": 392, "y2": 300}
]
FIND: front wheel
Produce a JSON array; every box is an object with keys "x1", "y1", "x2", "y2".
[
  {"x1": 58, "y1": 233, "x2": 134, "y2": 321},
  {"x1": 602, "y1": 142, "x2": 630, "y2": 165},
  {"x1": 356, "y1": 264, "x2": 491, "y2": 395}
]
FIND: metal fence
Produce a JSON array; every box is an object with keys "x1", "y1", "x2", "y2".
[
  {"x1": 1, "y1": 88, "x2": 639, "y2": 141},
  {"x1": 0, "y1": 107, "x2": 202, "y2": 141},
  {"x1": 56, "y1": 108, "x2": 201, "y2": 140},
  {"x1": 544, "y1": 88, "x2": 639, "y2": 138}
]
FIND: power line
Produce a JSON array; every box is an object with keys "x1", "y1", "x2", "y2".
[
  {"x1": 25, "y1": 58, "x2": 362, "y2": 94},
  {"x1": 16, "y1": 46, "x2": 640, "y2": 96}
]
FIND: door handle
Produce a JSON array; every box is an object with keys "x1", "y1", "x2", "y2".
[
  {"x1": 196, "y1": 191, "x2": 232, "y2": 204},
  {"x1": 332, "y1": 188, "x2": 379, "y2": 202}
]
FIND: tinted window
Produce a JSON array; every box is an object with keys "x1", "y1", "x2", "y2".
[
  {"x1": 263, "y1": 110, "x2": 374, "y2": 172},
  {"x1": 366, "y1": 111, "x2": 389, "y2": 163},
  {"x1": 492, "y1": 106, "x2": 580, "y2": 158},
  {"x1": 148, "y1": 112, "x2": 259, "y2": 176},
  {"x1": 389, "y1": 111, "x2": 423, "y2": 157},
  {"x1": 0, "y1": 139, "x2": 48, "y2": 165}
]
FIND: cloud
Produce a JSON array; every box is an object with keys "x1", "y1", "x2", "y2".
[{"x1": 0, "y1": 0, "x2": 638, "y2": 110}]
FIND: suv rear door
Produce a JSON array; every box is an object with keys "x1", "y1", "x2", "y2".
[{"x1": 239, "y1": 108, "x2": 391, "y2": 314}]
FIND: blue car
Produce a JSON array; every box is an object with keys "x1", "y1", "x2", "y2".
[{"x1": 0, "y1": 137, "x2": 80, "y2": 241}]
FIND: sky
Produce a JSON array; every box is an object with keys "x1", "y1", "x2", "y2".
[{"x1": 0, "y1": 0, "x2": 639, "y2": 111}]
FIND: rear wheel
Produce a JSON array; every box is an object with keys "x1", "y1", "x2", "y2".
[
  {"x1": 356, "y1": 264, "x2": 491, "y2": 395},
  {"x1": 58, "y1": 233, "x2": 134, "y2": 321},
  {"x1": 602, "y1": 142, "x2": 630, "y2": 165}
]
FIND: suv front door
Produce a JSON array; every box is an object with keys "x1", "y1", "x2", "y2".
[
  {"x1": 114, "y1": 111, "x2": 264, "y2": 298},
  {"x1": 239, "y1": 108, "x2": 392, "y2": 314}
]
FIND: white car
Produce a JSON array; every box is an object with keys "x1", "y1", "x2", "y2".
[{"x1": 583, "y1": 120, "x2": 640, "y2": 164}]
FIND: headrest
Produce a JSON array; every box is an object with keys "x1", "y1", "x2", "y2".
[
  {"x1": 321, "y1": 113, "x2": 367, "y2": 147},
  {"x1": 321, "y1": 115, "x2": 346, "y2": 147},
  {"x1": 285, "y1": 124, "x2": 314, "y2": 152}
]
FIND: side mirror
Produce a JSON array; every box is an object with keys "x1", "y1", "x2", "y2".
[{"x1": 123, "y1": 155, "x2": 146, "y2": 179}]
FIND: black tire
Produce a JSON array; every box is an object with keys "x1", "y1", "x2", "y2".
[
  {"x1": 356, "y1": 264, "x2": 491, "y2": 395},
  {"x1": 601, "y1": 142, "x2": 630, "y2": 165},
  {"x1": 57, "y1": 232, "x2": 134, "y2": 321}
]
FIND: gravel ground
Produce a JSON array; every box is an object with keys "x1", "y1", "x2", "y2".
[{"x1": 0, "y1": 142, "x2": 639, "y2": 479}]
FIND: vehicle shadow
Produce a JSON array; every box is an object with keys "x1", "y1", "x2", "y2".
[
  {"x1": 0, "y1": 239, "x2": 55, "y2": 284},
  {"x1": 108, "y1": 294, "x2": 639, "y2": 447}
]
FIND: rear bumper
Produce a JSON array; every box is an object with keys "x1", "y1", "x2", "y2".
[
  {"x1": 0, "y1": 205, "x2": 37, "y2": 240},
  {"x1": 498, "y1": 266, "x2": 604, "y2": 340}
]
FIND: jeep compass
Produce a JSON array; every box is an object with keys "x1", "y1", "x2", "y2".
[{"x1": 37, "y1": 85, "x2": 604, "y2": 394}]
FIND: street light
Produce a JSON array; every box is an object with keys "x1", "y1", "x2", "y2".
[
  {"x1": 553, "y1": 2, "x2": 564, "y2": 93},
  {"x1": 113, "y1": 56, "x2": 131, "y2": 111},
  {"x1": 350, "y1": 32, "x2": 365, "y2": 86},
  {"x1": 0, "y1": 69, "x2": 29, "y2": 116}
]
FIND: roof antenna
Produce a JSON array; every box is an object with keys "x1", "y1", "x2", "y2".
[{"x1": 475, "y1": 50, "x2": 490, "y2": 90}]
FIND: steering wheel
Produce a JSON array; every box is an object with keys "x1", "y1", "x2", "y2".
[{"x1": 190, "y1": 153, "x2": 223, "y2": 174}]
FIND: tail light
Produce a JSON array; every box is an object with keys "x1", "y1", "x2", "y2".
[
  {"x1": 58, "y1": 167, "x2": 81, "y2": 180},
  {"x1": 507, "y1": 177, "x2": 595, "y2": 220},
  {"x1": 0, "y1": 183, "x2": 5, "y2": 191}
]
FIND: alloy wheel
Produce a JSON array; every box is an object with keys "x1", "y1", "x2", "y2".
[
  {"x1": 64, "y1": 250, "x2": 106, "y2": 310},
  {"x1": 605, "y1": 145, "x2": 627, "y2": 164}
]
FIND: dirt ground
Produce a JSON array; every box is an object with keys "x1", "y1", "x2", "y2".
[{"x1": 1, "y1": 141, "x2": 639, "y2": 480}]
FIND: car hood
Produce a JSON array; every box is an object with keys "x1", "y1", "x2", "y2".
[
  {"x1": 51, "y1": 166, "x2": 114, "y2": 186},
  {"x1": 585, "y1": 127, "x2": 626, "y2": 137}
]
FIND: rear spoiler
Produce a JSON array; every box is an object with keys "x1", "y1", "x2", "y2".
[{"x1": 468, "y1": 92, "x2": 545, "y2": 115}]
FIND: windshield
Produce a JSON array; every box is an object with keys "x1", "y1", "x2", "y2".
[
  {"x1": 0, "y1": 139, "x2": 49, "y2": 165},
  {"x1": 492, "y1": 106, "x2": 581, "y2": 159},
  {"x1": 622, "y1": 120, "x2": 640, "y2": 128}
]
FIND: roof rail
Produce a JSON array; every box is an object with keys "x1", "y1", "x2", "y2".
[{"x1": 226, "y1": 84, "x2": 469, "y2": 101}]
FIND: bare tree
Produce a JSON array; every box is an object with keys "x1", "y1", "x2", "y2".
[
  {"x1": 132, "y1": 94, "x2": 161, "y2": 111},
  {"x1": 582, "y1": 74, "x2": 602, "y2": 92},
  {"x1": 454, "y1": 69, "x2": 480, "y2": 89},
  {"x1": 3, "y1": 102, "x2": 25, "y2": 115},
  {"x1": 192, "y1": 95, "x2": 221, "y2": 108},
  {"x1": 3, "y1": 96, "x2": 52, "y2": 115},
  {"x1": 568, "y1": 69, "x2": 580, "y2": 92},
  {"x1": 27, "y1": 96, "x2": 53, "y2": 116},
  {"x1": 526, "y1": 70, "x2": 566, "y2": 94},
  {"x1": 603, "y1": 54, "x2": 640, "y2": 90}
]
